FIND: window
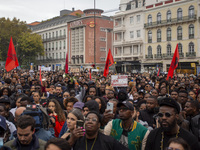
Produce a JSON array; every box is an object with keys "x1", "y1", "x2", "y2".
[
  {"x1": 49, "y1": 33, "x2": 51, "y2": 38},
  {"x1": 60, "y1": 52, "x2": 62, "y2": 59},
  {"x1": 189, "y1": 24, "x2": 194, "y2": 39},
  {"x1": 148, "y1": 31, "x2": 152, "y2": 43},
  {"x1": 52, "y1": 53, "x2": 54, "y2": 59},
  {"x1": 64, "y1": 29, "x2": 66, "y2": 35},
  {"x1": 63, "y1": 40, "x2": 66, "y2": 49},
  {"x1": 130, "y1": 16, "x2": 134, "y2": 24},
  {"x1": 157, "y1": 45, "x2": 162, "y2": 57},
  {"x1": 56, "y1": 42, "x2": 58, "y2": 50},
  {"x1": 137, "y1": 15, "x2": 140, "y2": 23},
  {"x1": 137, "y1": 30, "x2": 141, "y2": 37},
  {"x1": 129, "y1": 31, "x2": 134, "y2": 38},
  {"x1": 42, "y1": 34, "x2": 44, "y2": 39},
  {"x1": 56, "y1": 53, "x2": 58, "y2": 59},
  {"x1": 167, "y1": 10, "x2": 171, "y2": 22},
  {"x1": 49, "y1": 53, "x2": 51, "y2": 58},
  {"x1": 177, "y1": 26, "x2": 182, "y2": 40},
  {"x1": 189, "y1": 5, "x2": 194, "y2": 18},
  {"x1": 177, "y1": 8, "x2": 182, "y2": 21},
  {"x1": 100, "y1": 57, "x2": 106, "y2": 61},
  {"x1": 189, "y1": 42, "x2": 194, "y2": 53},
  {"x1": 46, "y1": 33, "x2": 48, "y2": 39},
  {"x1": 100, "y1": 47, "x2": 106, "y2": 51},
  {"x1": 52, "y1": 42, "x2": 54, "y2": 50},
  {"x1": 178, "y1": 43, "x2": 182, "y2": 54},
  {"x1": 131, "y1": 3, "x2": 135, "y2": 9},
  {"x1": 49, "y1": 43, "x2": 51, "y2": 51},
  {"x1": 64, "y1": 52, "x2": 66, "y2": 59},
  {"x1": 100, "y1": 37, "x2": 106, "y2": 41},
  {"x1": 60, "y1": 41, "x2": 62, "y2": 49},
  {"x1": 100, "y1": 28, "x2": 106, "y2": 32},
  {"x1": 167, "y1": 44, "x2": 171, "y2": 56},
  {"x1": 60, "y1": 30, "x2": 62, "y2": 36},
  {"x1": 56, "y1": 31, "x2": 58, "y2": 37},
  {"x1": 167, "y1": 28, "x2": 171, "y2": 41},
  {"x1": 148, "y1": 46, "x2": 152, "y2": 56},
  {"x1": 52, "y1": 32, "x2": 54, "y2": 38},
  {"x1": 157, "y1": 13, "x2": 161, "y2": 24},
  {"x1": 148, "y1": 15, "x2": 152, "y2": 25},
  {"x1": 157, "y1": 29, "x2": 161, "y2": 42}
]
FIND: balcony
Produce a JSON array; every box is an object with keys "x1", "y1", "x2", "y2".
[
  {"x1": 163, "y1": 53, "x2": 173, "y2": 59},
  {"x1": 154, "y1": 54, "x2": 163, "y2": 59},
  {"x1": 43, "y1": 35, "x2": 66, "y2": 43},
  {"x1": 144, "y1": 15, "x2": 197, "y2": 29},
  {"x1": 179, "y1": 53, "x2": 184, "y2": 58},
  {"x1": 186, "y1": 52, "x2": 196, "y2": 57},
  {"x1": 146, "y1": 55, "x2": 153, "y2": 59},
  {"x1": 113, "y1": 25, "x2": 126, "y2": 32}
]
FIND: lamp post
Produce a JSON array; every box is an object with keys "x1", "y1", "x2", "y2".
[{"x1": 94, "y1": 0, "x2": 96, "y2": 68}]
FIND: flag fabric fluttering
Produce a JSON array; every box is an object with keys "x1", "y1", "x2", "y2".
[
  {"x1": 65, "y1": 52, "x2": 68, "y2": 74},
  {"x1": 89, "y1": 69, "x2": 92, "y2": 80},
  {"x1": 167, "y1": 44, "x2": 179, "y2": 80},
  {"x1": 5, "y1": 37, "x2": 19, "y2": 72},
  {"x1": 103, "y1": 49, "x2": 114, "y2": 77},
  {"x1": 39, "y1": 66, "x2": 42, "y2": 85},
  {"x1": 157, "y1": 68, "x2": 160, "y2": 77}
]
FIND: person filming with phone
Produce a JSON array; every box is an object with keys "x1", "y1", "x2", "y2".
[{"x1": 61, "y1": 109, "x2": 84, "y2": 140}]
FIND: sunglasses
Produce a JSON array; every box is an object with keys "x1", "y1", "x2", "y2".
[
  {"x1": 157, "y1": 112, "x2": 173, "y2": 118},
  {"x1": 166, "y1": 147, "x2": 180, "y2": 150}
]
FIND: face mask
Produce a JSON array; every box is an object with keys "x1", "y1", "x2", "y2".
[{"x1": 0, "y1": 137, "x2": 3, "y2": 148}]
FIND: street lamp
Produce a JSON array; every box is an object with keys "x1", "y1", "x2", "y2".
[{"x1": 94, "y1": 0, "x2": 96, "y2": 68}]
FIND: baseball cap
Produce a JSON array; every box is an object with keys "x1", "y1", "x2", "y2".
[
  {"x1": 0, "y1": 115, "x2": 7, "y2": 130},
  {"x1": 117, "y1": 100, "x2": 134, "y2": 111},
  {"x1": 159, "y1": 97, "x2": 180, "y2": 113},
  {"x1": 0, "y1": 96, "x2": 10, "y2": 104}
]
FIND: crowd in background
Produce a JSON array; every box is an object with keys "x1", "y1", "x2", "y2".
[{"x1": 0, "y1": 69, "x2": 200, "y2": 150}]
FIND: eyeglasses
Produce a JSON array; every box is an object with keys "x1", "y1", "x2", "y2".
[
  {"x1": 157, "y1": 112, "x2": 173, "y2": 118},
  {"x1": 166, "y1": 147, "x2": 180, "y2": 150},
  {"x1": 118, "y1": 107, "x2": 129, "y2": 111},
  {"x1": 85, "y1": 118, "x2": 98, "y2": 122}
]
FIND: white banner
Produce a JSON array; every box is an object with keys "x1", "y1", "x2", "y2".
[{"x1": 111, "y1": 75, "x2": 128, "y2": 87}]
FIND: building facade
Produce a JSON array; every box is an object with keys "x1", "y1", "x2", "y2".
[
  {"x1": 67, "y1": 9, "x2": 113, "y2": 71},
  {"x1": 29, "y1": 9, "x2": 81, "y2": 70},
  {"x1": 113, "y1": 0, "x2": 146, "y2": 73},
  {"x1": 144, "y1": 0, "x2": 200, "y2": 73}
]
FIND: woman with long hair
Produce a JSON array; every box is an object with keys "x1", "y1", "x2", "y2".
[
  {"x1": 61, "y1": 108, "x2": 84, "y2": 140},
  {"x1": 48, "y1": 99, "x2": 66, "y2": 137},
  {"x1": 94, "y1": 96, "x2": 106, "y2": 114}
]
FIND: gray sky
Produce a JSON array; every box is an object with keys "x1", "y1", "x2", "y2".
[{"x1": 0, "y1": 0, "x2": 120, "y2": 23}]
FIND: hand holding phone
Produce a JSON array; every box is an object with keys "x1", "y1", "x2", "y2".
[
  {"x1": 76, "y1": 120, "x2": 84, "y2": 128},
  {"x1": 106, "y1": 102, "x2": 113, "y2": 114}
]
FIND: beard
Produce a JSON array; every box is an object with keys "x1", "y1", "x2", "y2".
[{"x1": 160, "y1": 119, "x2": 176, "y2": 132}]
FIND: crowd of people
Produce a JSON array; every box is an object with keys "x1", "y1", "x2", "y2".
[{"x1": 0, "y1": 69, "x2": 200, "y2": 150}]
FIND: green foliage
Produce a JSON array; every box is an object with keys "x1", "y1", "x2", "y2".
[{"x1": 0, "y1": 17, "x2": 44, "y2": 68}]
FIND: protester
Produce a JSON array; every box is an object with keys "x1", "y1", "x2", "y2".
[
  {"x1": 48, "y1": 99, "x2": 66, "y2": 137},
  {"x1": 4, "y1": 115, "x2": 46, "y2": 150},
  {"x1": 145, "y1": 97, "x2": 199, "y2": 150},
  {"x1": 68, "y1": 111, "x2": 129, "y2": 150},
  {"x1": 44, "y1": 138, "x2": 71, "y2": 150}
]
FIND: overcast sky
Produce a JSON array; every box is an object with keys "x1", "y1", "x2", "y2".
[{"x1": 0, "y1": 0, "x2": 121, "y2": 23}]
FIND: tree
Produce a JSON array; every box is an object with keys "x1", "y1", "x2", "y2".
[{"x1": 0, "y1": 17, "x2": 44, "y2": 68}]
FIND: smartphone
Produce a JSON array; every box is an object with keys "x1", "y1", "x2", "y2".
[
  {"x1": 106, "y1": 102, "x2": 113, "y2": 114},
  {"x1": 76, "y1": 120, "x2": 84, "y2": 128}
]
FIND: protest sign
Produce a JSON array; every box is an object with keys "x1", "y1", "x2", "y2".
[{"x1": 111, "y1": 75, "x2": 128, "y2": 87}]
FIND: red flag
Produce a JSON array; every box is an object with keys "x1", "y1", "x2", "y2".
[
  {"x1": 167, "y1": 44, "x2": 179, "y2": 80},
  {"x1": 5, "y1": 37, "x2": 19, "y2": 72},
  {"x1": 65, "y1": 52, "x2": 68, "y2": 74},
  {"x1": 157, "y1": 68, "x2": 160, "y2": 77},
  {"x1": 39, "y1": 66, "x2": 42, "y2": 85},
  {"x1": 89, "y1": 69, "x2": 92, "y2": 80},
  {"x1": 103, "y1": 49, "x2": 114, "y2": 77}
]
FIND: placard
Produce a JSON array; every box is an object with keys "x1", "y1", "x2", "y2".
[
  {"x1": 70, "y1": 68, "x2": 80, "y2": 73},
  {"x1": 111, "y1": 75, "x2": 128, "y2": 87}
]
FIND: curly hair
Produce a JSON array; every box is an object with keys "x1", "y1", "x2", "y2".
[
  {"x1": 48, "y1": 99, "x2": 66, "y2": 122},
  {"x1": 45, "y1": 138, "x2": 71, "y2": 150},
  {"x1": 64, "y1": 97, "x2": 78, "y2": 108}
]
